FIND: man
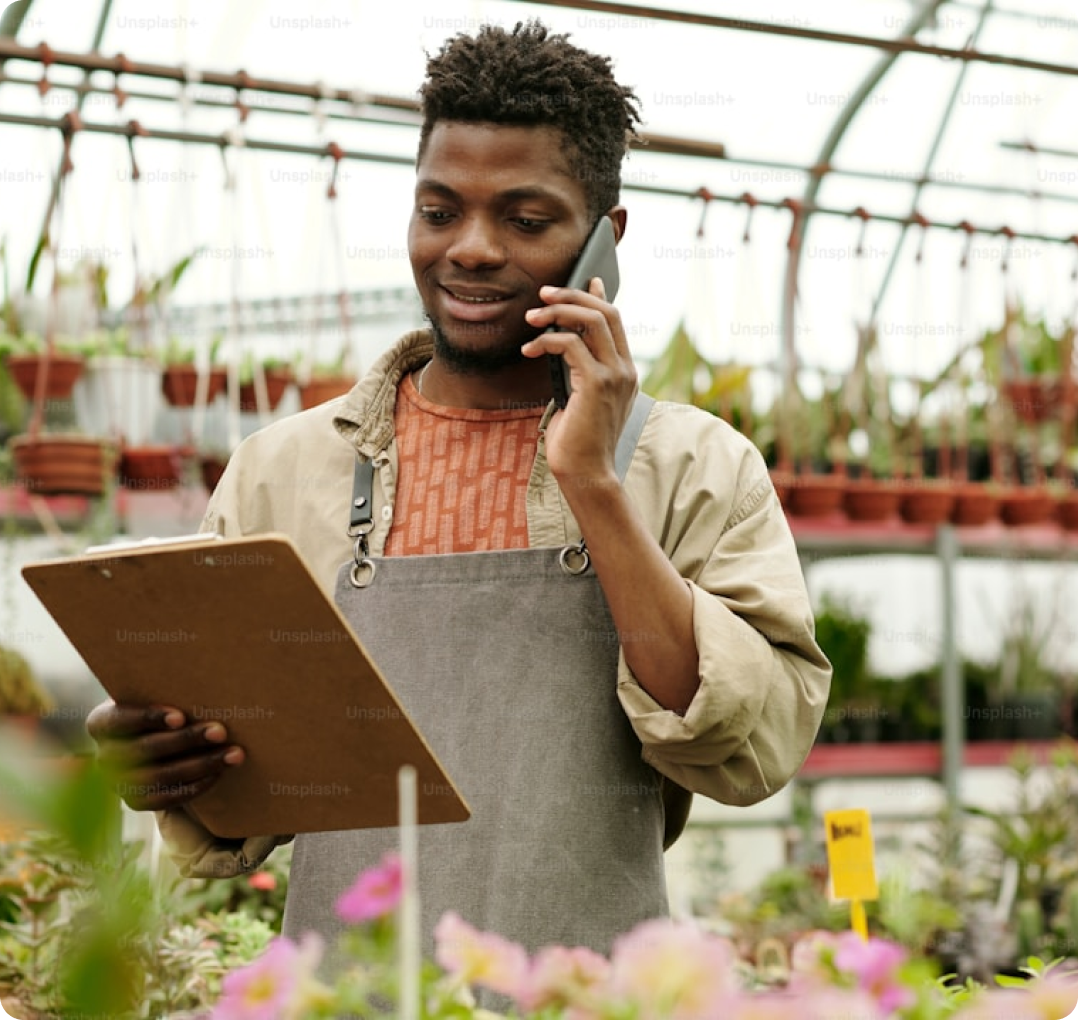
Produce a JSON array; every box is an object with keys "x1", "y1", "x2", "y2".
[{"x1": 87, "y1": 21, "x2": 830, "y2": 957}]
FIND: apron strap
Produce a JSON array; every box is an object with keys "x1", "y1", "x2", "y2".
[{"x1": 614, "y1": 391, "x2": 655, "y2": 484}]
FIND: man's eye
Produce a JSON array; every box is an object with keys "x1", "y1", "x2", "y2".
[
  {"x1": 419, "y1": 208, "x2": 453, "y2": 223},
  {"x1": 513, "y1": 218, "x2": 550, "y2": 231}
]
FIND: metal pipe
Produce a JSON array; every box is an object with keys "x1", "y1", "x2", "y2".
[
  {"x1": 2, "y1": 109, "x2": 1073, "y2": 249},
  {"x1": 505, "y1": 0, "x2": 1078, "y2": 78},
  {"x1": 7, "y1": 70, "x2": 1077, "y2": 208}
]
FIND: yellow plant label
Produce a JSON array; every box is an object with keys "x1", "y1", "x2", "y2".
[{"x1": 824, "y1": 808, "x2": 879, "y2": 901}]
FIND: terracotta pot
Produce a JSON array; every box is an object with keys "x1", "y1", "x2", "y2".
[
  {"x1": 950, "y1": 482, "x2": 998, "y2": 527},
  {"x1": 997, "y1": 487, "x2": 1056, "y2": 527},
  {"x1": 1003, "y1": 377, "x2": 1062, "y2": 424},
  {"x1": 1055, "y1": 490, "x2": 1078, "y2": 532},
  {"x1": 10, "y1": 433, "x2": 117, "y2": 497},
  {"x1": 120, "y1": 445, "x2": 193, "y2": 491},
  {"x1": 298, "y1": 375, "x2": 355, "y2": 410},
  {"x1": 6, "y1": 353, "x2": 85, "y2": 401},
  {"x1": 898, "y1": 482, "x2": 957, "y2": 525},
  {"x1": 238, "y1": 369, "x2": 292, "y2": 412},
  {"x1": 161, "y1": 364, "x2": 227, "y2": 407},
  {"x1": 200, "y1": 453, "x2": 229, "y2": 492},
  {"x1": 783, "y1": 474, "x2": 845, "y2": 517},
  {"x1": 768, "y1": 470, "x2": 793, "y2": 509},
  {"x1": 842, "y1": 479, "x2": 901, "y2": 522}
]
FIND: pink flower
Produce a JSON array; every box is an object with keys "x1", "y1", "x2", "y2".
[
  {"x1": 247, "y1": 871, "x2": 277, "y2": 892},
  {"x1": 211, "y1": 933, "x2": 323, "y2": 1020},
  {"x1": 608, "y1": 918, "x2": 738, "y2": 1020},
  {"x1": 832, "y1": 932, "x2": 914, "y2": 1014},
  {"x1": 433, "y1": 911, "x2": 531, "y2": 999},
  {"x1": 335, "y1": 852, "x2": 403, "y2": 924},
  {"x1": 519, "y1": 943, "x2": 611, "y2": 1013}
]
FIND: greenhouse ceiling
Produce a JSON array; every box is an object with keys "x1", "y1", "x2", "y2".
[{"x1": 2, "y1": 0, "x2": 1077, "y2": 390}]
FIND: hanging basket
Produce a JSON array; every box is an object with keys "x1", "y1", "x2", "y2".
[
  {"x1": 898, "y1": 481, "x2": 957, "y2": 526},
  {"x1": 238, "y1": 369, "x2": 293, "y2": 412},
  {"x1": 842, "y1": 478, "x2": 901, "y2": 522},
  {"x1": 120, "y1": 444, "x2": 194, "y2": 491},
  {"x1": 298, "y1": 375, "x2": 355, "y2": 410},
  {"x1": 5, "y1": 353, "x2": 85, "y2": 401},
  {"x1": 10, "y1": 433, "x2": 118, "y2": 497},
  {"x1": 161, "y1": 365, "x2": 227, "y2": 408}
]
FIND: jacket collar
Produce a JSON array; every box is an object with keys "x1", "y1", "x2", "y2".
[{"x1": 332, "y1": 328, "x2": 434, "y2": 457}]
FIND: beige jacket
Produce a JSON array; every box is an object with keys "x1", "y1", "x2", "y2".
[{"x1": 160, "y1": 329, "x2": 831, "y2": 876}]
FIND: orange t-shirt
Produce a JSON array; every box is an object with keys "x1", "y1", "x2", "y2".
[{"x1": 384, "y1": 372, "x2": 547, "y2": 556}]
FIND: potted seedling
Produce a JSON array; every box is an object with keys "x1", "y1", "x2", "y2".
[
  {"x1": 238, "y1": 351, "x2": 294, "y2": 413},
  {"x1": 297, "y1": 345, "x2": 357, "y2": 410},
  {"x1": 160, "y1": 333, "x2": 227, "y2": 408}
]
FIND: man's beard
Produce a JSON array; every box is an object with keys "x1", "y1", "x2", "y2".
[{"x1": 425, "y1": 314, "x2": 533, "y2": 375}]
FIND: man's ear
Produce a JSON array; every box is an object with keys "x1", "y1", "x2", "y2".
[{"x1": 607, "y1": 206, "x2": 628, "y2": 244}]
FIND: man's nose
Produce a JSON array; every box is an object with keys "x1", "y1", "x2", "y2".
[{"x1": 447, "y1": 216, "x2": 507, "y2": 270}]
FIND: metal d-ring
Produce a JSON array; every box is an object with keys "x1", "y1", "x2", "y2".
[
  {"x1": 558, "y1": 540, "x2": 590, "y2": 576},
  {"x1": 350, "y1": 557, "x2": 376, "y2": 588}
]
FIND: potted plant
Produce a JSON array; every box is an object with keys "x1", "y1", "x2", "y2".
[
  {"x1": 237, "y1": 352, "x2": 293, "y2": 413},
  {"x1": 1, "y1": 237, "x2": 86, "y2": 402},
  {"x1": 160, "y1": 333, "x2": 227, "y2": 408},
  {"x1": 296, "y1": 345, "x2": 358, "y2": 410}
]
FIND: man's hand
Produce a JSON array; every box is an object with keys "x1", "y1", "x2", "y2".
[
  {"x1": 86, "y1": 701, "x2": 244, "y2": 812},
  {"x1": 521, "y1": 277, "x2": 638, "y2": 486}
]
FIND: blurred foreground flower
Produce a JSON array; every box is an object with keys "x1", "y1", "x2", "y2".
[
  {"x1": 334, "y1": 850, "x2": 402, "y2": 923},
  {"x1": 211, "y1": 932, "x2": 326, "y2": 1020}
]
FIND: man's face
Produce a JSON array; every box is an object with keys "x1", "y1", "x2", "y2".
[{"x1": 408, "y1": 121, "x2": 595, "y2": 372}]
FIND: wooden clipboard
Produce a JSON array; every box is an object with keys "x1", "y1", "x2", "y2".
[{"x1": 21, "y1": 533, "x2": 470, "y2": 839}]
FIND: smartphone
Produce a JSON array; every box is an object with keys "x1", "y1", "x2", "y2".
[{"x1": 547, "y1": 215, "x2": 620, "y2": 408}]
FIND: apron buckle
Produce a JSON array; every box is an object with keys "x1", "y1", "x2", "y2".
[{"x1": 558, "y1": 540, "x2": 590, "y2": 576}]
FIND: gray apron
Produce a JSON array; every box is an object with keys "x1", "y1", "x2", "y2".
[{"x1": 283, "y1": 395, "x2": 668, "y2": 961}]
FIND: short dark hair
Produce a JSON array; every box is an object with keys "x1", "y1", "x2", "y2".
[{"x1": 417, "y1": 20, "x2": 642, "y2": 219}]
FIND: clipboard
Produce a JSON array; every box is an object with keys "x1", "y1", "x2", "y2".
[{"x1": 21, "y1": 533, "x2": 470, "y2": 839}]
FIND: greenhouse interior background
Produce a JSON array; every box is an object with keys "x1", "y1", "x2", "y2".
[{"x1": 2, "y1": 0, "x2": 1078, "y2": 1015}]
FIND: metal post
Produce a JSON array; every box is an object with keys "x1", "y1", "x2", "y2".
[{"x1": 937, "y1": 523, "x2": 963, "y2": 810}]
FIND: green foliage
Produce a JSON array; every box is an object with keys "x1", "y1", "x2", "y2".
[
  {"x1": 0, "y1": 645, "x2": 55, "y2": 715},
  {"x1": 813, "y1": 593, "x2": 871, "y2": 703}
]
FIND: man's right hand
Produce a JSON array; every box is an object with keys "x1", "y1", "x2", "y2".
[{"x1": 85, "y1": 702, "x2": 244, "y2": 812}]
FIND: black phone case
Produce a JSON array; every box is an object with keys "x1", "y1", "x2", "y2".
[{"x1": 548, "y1": 217, "x2": 620, "y2": 408}]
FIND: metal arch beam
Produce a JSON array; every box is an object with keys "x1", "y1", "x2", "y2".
[{"x1": 776, "y1": 0, "x2": 950, "y2": 469}]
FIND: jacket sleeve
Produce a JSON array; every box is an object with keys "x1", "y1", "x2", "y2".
[{"x1": 616, "y1": 439, "x2": 832, "y2": 807}]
